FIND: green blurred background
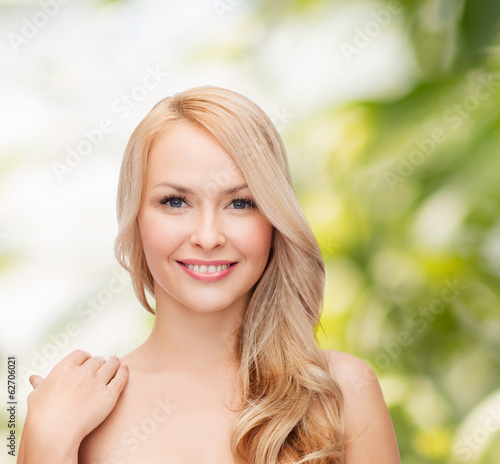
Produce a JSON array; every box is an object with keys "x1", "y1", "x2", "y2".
[{"x1": 1, "y1": 0, "x2": 500, "y2": 462}]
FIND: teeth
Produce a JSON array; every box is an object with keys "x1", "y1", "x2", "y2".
[{"x1": 185, "y1": 263, "x2": 231, "y2": 273}]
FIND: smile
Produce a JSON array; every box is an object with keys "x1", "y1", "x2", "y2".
[{"x1": 177, "y1": 261, "x2": 237, "y2": 282}]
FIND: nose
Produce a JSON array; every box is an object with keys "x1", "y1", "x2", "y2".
[{"x1": 189, "y1": 208, "x2": 226, "y2": 250}]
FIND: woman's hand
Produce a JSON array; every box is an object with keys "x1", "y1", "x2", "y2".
[{"x1": 20, "y1": 349, "x2": 129, "y2": 464}]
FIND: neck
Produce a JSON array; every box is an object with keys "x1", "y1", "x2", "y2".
[{"x1": 139, "y1": 290, "x2": 247, "y2": 374}]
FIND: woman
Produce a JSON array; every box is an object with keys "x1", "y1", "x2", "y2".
[{"x1": 19, "y1": 86, "x2": 400, "y2": 463}]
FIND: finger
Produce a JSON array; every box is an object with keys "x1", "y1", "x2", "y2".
[
  {"x1": 29, "y1": 375, "x2": 44, "y2": 389},
  {"x1": 84, "y1": 356, "x2": 107, "y2": 372},
  {"x1": 107, "y1": 365, "x2": 129, "y2": 401},
  {"x1": 96, "y1": 356, "x2": 120, "y2": 384},
  {"x1": 63, "y1": 349, "x2": 92, "y2": 366}
]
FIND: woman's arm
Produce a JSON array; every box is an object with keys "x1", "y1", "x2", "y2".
[
  {"x1": 326, "y1": 350, "x2": 401, "y2": 463},
  {"x1": 17, "y1": 350, "x2": 129, "y2": 464}
]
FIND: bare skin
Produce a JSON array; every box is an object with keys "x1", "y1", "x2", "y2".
[
  {"x1": 18, "y1": 348, "x2": 400, "y2": 464},
  {"x1": 78, "y1": 343, "x2": 242, "y2": 464},
  {"x1": 77, "y1": 348, "x2": 401, "y2": 464},
  {"x1": 329, "y1": 351, "x2": 401, "y2": 463}
]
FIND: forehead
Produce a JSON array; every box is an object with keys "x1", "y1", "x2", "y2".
[{"x1": 146, "y1": 122, "x2": 246, "y2": 187}]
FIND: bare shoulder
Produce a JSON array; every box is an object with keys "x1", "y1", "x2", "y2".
[
  {"x1": 320, "y1": 349, "x2": 401, "y2": 464},
  {"x1": 321, "y1": 349, "x2": 375, "y2": 387}
]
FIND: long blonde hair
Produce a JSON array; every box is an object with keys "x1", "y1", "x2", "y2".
[{"x1": 114, "y1": 86, "x2": 345, "y2": 463}]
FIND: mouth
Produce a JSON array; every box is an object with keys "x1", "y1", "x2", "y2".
[{"x1": 177, "y1": 261, "x2": 237, "y2": 274}]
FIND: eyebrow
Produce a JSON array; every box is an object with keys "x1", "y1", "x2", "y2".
[{"x1": 153, "y1": 182, "x2": 250, "y2": 196}]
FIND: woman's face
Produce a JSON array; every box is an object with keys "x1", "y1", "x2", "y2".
[{"x1": 138, "y1": 121, "x2": 274, "y2": 316}]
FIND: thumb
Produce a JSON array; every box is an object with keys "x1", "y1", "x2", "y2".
[{"x1": 29, "y1": 374, "x2": 44, "y2": 389}]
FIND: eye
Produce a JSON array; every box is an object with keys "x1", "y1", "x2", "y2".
[
  {"x1": 159, "y1": 195, "x2": 188, "y2": 208},
  {"x1": 228, "y1": 197, "x2": 256, "y2": 210}
]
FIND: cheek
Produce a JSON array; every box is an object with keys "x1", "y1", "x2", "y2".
[
  {"x1": 238, "y1": 219, "x2": 273, "y2": 261},
  {"x1": 138, "y1": 212, "x2": 184, "y2": 258}
]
